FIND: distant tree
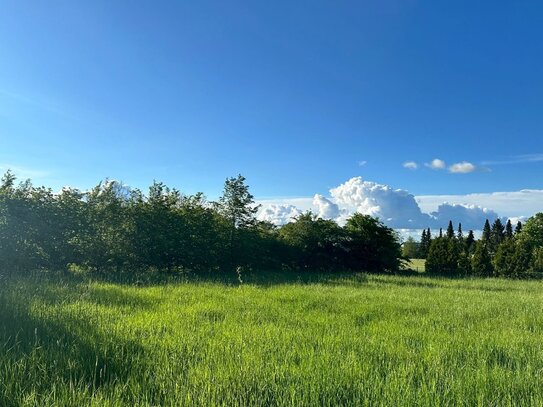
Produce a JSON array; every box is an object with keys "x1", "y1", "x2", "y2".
[
  {"x1": 511, "y1": 239, "x2": 533, "y2": 277},
  {"x1": 471, "y1": 241, "x2": 493, "y2": 277},
  {"x1": 465, "y1": 230, "x2": 476, "y2": 254},
  {"x1": 419, "y1": 229, "x2": 431, "y2": 258},
  {"x1": 343, "y1": 213, "x2": 403, "y2": 272},
  {"x1": 279, "y1": 212, "x2": 345, "y2": 271},
  {"x1": 493, "y1": 239, "x2": 516, "y2": 277},
  {"x1": 402, "y1": 236, "x2": 419, "y2": 259},
  {"x1": 426, "y1": 237, "x2": 457, "y2": 275},
  {"x1": 218, "y1": 175, "x2": 260, "y2": 270},
  {"x1": 515, "y1": 221, "x2": 523, "y2": 235},
  {"x1": 505, "y1": 219, "x2": 514, "y2": 239},
  {"x1": 446, "y1": 221, "x2": 455, "y2": 239},
  {"x1": 481, "y1": 219, "x2": 491, "y2": 244},
  {"x1": 518, "y1": 213, "x2": 543, "y2": 249},
  {"x1": 532, "y1": 247, "x2": 543, "y2": 273},
  {"x1": 420, "y1": 229, "x2": 427, "y2": 257},
  {"x1": 457, "y1": 223, "x2": 463, "y2": 241},
  {"x1": 489, "y1": 219, "x2": 505, "y2": 255},
  {"x1": 457, "y1": 250, "x2": 472, "y2": 275},
  {"x1": 439, "y1": 228, "x2": 443, "y2": 238}
]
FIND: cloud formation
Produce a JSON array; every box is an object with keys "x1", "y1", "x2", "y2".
[
  {"x1": 257, "y1": 204, "x2": 302, "y2": 224},
  {"x1": 425, "y1": 158, "x2": 446, "y2": 170},
  {"x1": 448, "y1": 161, "x2": 476, "y2": 173},
  {"x1": 256, "y1": 177, "x2": 521, "y2": 230},
  {"x1": 403, "y1": 161, "x2": 418, "y2": 170}
]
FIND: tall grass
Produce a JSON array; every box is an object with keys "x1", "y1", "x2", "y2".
[{"x1": 1, "y1": 271, "x2": 543, "y2": 406}]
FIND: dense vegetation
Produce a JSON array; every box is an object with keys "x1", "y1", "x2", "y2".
[
  {"x1": 2, "y1": 170, "x2": 543, "y2": 279},
  {"x1": 412, "y1": 217, "x2": 543, "y2": 277},
  {"x1": 0, "y1": 171, "x2": 403, "y2": 276},
  {"x1": 2, "y1": 271, "x2": 543, "y2": 406}
]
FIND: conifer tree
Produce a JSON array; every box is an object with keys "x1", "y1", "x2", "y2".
[
  {"x1": 515, "y1": 221, "x2": 523, "y2": 235},
  {"x1": 446, "y1": 220, "x2": 455, "y2": 239},
  {"x1": 465, "y1": 230, "x2": 475, "y2": 253},
  {"x1": 420, "y1": 229, "x2": 427, "y2": 258},
  {"x1": 489, "y1": 219, "x2": 505, "y2": 254},
  {"x1": 471, "y1": 241, "x2": 493, "y2": 276},
  {"x1": 505, "y1": 219, "x2": 513, "y2": 239},
  {"x1": 482, "y1": 219, "x2": 491, "y2": 244}
]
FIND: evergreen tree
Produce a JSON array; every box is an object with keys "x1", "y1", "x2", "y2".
[
  {"x1": 471, "y1": 241, "x2": 493, "y2": 276},
  {"x1": 482, "y1": 219, "x2": 491, "y2": 244},
  {"x1": 426, "y1": 237, "x2": 457, "y2": 275},
  {"x1": 493, "y1": 239, "x2": 516, "y2": 277},
  {"x1": 489, "y1": 218, "x2": 505, "y2": 254},
  {"x1": 511, "y1": 239, "x2": 533, "y2": 277},
  {"x1": 457, "y1": 223, "x2": 463, "y2": 241},
  {"x1": 446, "y1": 220, "x2": 455, "y2": 239},
  {"x1": 515, "y1": 221, "x2": 523, "y2": 235},
  {"x1": 505, "y1": 219, "x2": 513, "y2": 239},
  {"x1": 439, "y1": 228, "x2": 443, "y2": 238},
  {"x1": 457, "y1": 250, "x2": 472, "y2": 275},
  {"x1": 465, "y1": 230, "x2": 475, "y2": 253},
  {"x1": 419, "y1": 229, "x2": 428, "y2": 258}
]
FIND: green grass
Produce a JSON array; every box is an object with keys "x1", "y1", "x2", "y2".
[{"x1": 1, "y1": 271, "x2": 543, "y2": 406}]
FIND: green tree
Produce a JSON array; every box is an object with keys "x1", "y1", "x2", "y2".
[
  {"x1": 402, "y1": 236, "x2": 419, "y2": 259},
  {"x1": 343, "y1": 213, "x2": 403, "y2": 272},
  {"x1": 489, "y1": 218, "x2": 505, "y2": 255},
  {"x1": 493, "y1": 238, "x2": 516, "y2": 277},
  {"x1": 218, "y1": 175, "x2": 260, "y2": 270},
  {"x1": 446, "y1": 220, "x2": 455, "y2": 239},
  {"x1": 505, "y1": 219, "x2": 513, "y2": 239},
  {"x1": 481, "y1": 219, "x2": 491, "y2": 244},
  {"x1": 471, "y1": 241, "x2": 493, "y2": 276},
  {"x1": 426, "y1": 237, "x2": 457, "y2": 275}
]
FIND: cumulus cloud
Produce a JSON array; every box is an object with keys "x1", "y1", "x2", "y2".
[
  {"x1": 425, "y1": 158, "x2": 446, "y2": 170},
  {"x1": 449, "y1": 161, "x2": 476, "y2": 173},
  {"x1": 312, "y1": 194, "x2": 341, "y2": 220},
  {"x1": 329, "y1": 177, "x2": 432, "y2": 228},
  {"x1": 257, "y1": 204, "x2": 302, "y2": 225},
  {"x1": 256, "y1": 177, "x2": 526, "y2": 230},
  {"x1": 403, "y1": 161, "x2": 418, "y2": 170},
  {"x1": 431, "y1": 203, "x2": 501, "y2": 229}
]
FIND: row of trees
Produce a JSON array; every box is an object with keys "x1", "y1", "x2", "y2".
[
  {"x1": 0, "y1": 171, "x2": 403, "y2": 275},
  {"x1": 416, "y1": 217, "x2": 543, "y2": 277}
]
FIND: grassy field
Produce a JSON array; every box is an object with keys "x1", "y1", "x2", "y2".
[
  {"x1": 1, "y1": 271, "x2": 543, "y2": 406},
  {"x1": 404, "y1": 258, "x2": 426, "y2": 272}
]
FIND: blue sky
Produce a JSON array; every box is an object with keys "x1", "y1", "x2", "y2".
[{"x1": 1, "y1": 1, "x2": 542, "y2": 205}]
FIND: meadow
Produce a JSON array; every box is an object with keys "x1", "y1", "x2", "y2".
[{"x1": 1, "y1": 270, "x2": 543, "y2": 406}]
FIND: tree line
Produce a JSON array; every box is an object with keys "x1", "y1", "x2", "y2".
[
  {"x1": 403, "y1": 216, "x2": 543, "y2": 277},
  {"x1": 0, "y1": 171, "x2": 402, "y2": 275}
]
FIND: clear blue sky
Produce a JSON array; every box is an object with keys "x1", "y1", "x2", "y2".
[{"x1": 1, "y1": 1, "x2": 542, "y2": 199}]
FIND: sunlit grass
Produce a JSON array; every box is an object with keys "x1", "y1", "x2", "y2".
[{"x1": 1, "y1": 271, "x2": 543, "y2": 406}]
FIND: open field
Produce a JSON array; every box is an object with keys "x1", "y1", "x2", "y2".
[
  {"x1": 404, "y1": 258, "x2": 426, "y2": 272},
  {"x1": 1, "y1": 271, "x2": 543, "y2": 406}
]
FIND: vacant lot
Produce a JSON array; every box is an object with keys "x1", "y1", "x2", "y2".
[{"x1": 1, "y1": 271, "x2": 542, "y2": 406}]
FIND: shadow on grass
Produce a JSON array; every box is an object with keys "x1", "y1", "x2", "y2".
[{"x1": 0, "y1": 277, "x2": 167, "y2": 405}]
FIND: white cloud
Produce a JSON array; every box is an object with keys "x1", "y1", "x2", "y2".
[
  {"x1": 312, "y1": 194, "x2": 341, "y2": 220},
  {"x1": 403, "y1": 161, "x2": 418, "y2": 170},
  {"x1": 425, "y1": 158, "x2": 446, "y2": 170},
  {"x1": 257, "y1": 204, "x2": 302, "y2": 225},
  {"x1": 257, "y1": 177, "x2": 543, "y2": 230},
  {"x1": 358, "y1": 160, "x2": 367, "y2": 167},
  {"x1": 416, "y1": 189, "x2": 543, "y2": 220},
  {"x1": 448, "y1": 161, "x2": 476, "y2": 173},
  {"x1": 329, "y1": 177, "x2": 432, "y2": 228}
]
